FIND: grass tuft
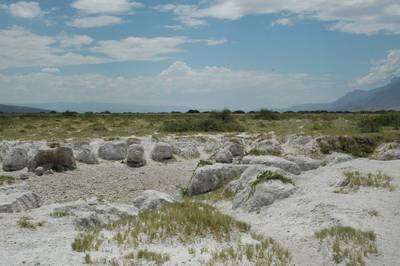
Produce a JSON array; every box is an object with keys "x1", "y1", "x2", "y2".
[
  {"x1": 335, "y1": 171, "x2": 395, "y2": 193},
  {"x1": 0, "y1": 175, "x2": 15, "y2": 186},
  {"x1": 18, "y1": 216, "x2": 44, "y2": 229},
  {"x1": 137, "y1": 249, "x2": 170, "y2": 265},
  {"x1": 315, "y1": 226, "x2": 377, "y2": 265}
]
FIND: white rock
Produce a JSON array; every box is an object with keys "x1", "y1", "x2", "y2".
[
  {"x1": 0, "y1": 183, "x2": 41, "y2": 213},
  {"x1": 98, "y1": 141, "x2": 127, "y2": 161},
  {"x1": 373, "y1": 142, "x2": 400, "y2": 161},
  {"x1": 126, "y1": 144, "x2": 146, "y2": 167},
  {"x1": 233, "y1": 180, "x2": 296, "y2": 212},
  {"x1": 151, "y1": 142, "x2": 173, "y2": 161},
  {"x1": 215, "y1": 149, "x2": 233, "y2": 163},
  {"x1": 75, "y1": 145, "x2": 98, "y2": 164},
  {"x1": 226, "y1": 141, "x2": 245, "y2": 157},
  {"x1": 324, "y1": 152, "x2": 353, "y2": 165},
  {"x1": 285, "y1": 155, "x2": 321, "y2": 171},
  {"x1": 251, "y1": 138, "x2": 282, "y2": 155},
  {"x1": 132, "y1": 190, "x2": 175, "y2": 210},
  {"x1": 188, "y1": 164, "x2": 249, "y2": 196},
  {"x1": 2, "y1": 147, "x2": 29, "y2": 171},
  {"x1": 242, "y1": 155, "x2": 301, "y2": 175}
]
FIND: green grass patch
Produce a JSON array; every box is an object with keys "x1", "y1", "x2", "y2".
[
  {"x1": 335, "y1": 171, "x2": 395, "y2": 193},
  {"x1": 18, "y1": 216, "x2": 45, "y2": 229},
  {"x1": 315, "y1": 226, "x2": 377, "y2": 265},
  {"x1": 50, "y1": 209, "x2": 71, "y2": 218},
  {"x1": 251, "y1": 170, "x2": 294, "y2": 190},
  {"x1": 137, "y1": 249, "x2": 170, "y2": 265}
]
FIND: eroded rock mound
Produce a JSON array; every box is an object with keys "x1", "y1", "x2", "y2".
[
  {"x1": 373, "y1": 142, "x2": 400, "y2": 160},
  {"x1": 242, "y1": 155, "x2": 301, "y2": 175},
  {"x1": 251, "y1": 138, "x2": 282, "y2": 155},
  {"x1": 126, "y1": 144, "x2": 146, "y2": 167},
  {"x1": 188, "y1": 164, "x2": 249, "y2": 196},
  {"x1": 75, "y1": 145, "x2": 98, "y2": 164},
  {"x1": 285, "y1": 155, "x2": 321, "y2": 171},
  {"x1": 132, "y1": 190, "x2": 175, "y2": 210},
  {"x1": 2, "y1": 147, "x2": 29, "y2": 171},
  {"x1": 0, "y1": 183, "x2": 41, "y2": 213},
  {"x1": 215, "y1": 149, "x2": 233, "y2": 163},
  {"x1": 323, "y1": 152, "x2": 353, "y2": 165},
  {"x1": 151, "y1": 142, "x2": 173, "y2": 161},
  {"x1": 98, "y1": 141, "x2": 127, "y2": 161},
  {"x1": 28, "y1": 147, "x2": 76, "y2": 172}
]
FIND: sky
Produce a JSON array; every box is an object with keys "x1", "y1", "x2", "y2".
[{"x1": 0, "y1": 0, "x2": 400, "y2": 110}]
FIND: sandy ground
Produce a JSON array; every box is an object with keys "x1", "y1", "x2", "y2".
[{"x1": 217, "y1": 158, "x2": 400, "y2": 266}]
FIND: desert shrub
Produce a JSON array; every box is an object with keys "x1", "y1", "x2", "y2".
[
  {"x1": 210, "y1": 109, "x2": 233, "y2": 122},
  {"x1": 357, "y1": 113, "x2": 400, "y2": 132},
  {"x1": 254, "y1": 108, "x2": 279, "y2": 120},
  {"x1": 317, "y1": 136, "x2": 379, "y2": 157},
  {"x1": 357, "y1": 116, "x2": 382, "y2": 133}
]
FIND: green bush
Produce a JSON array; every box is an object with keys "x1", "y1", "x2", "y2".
[{"x1": 254, "y1": 108, "x2": 278, "y2": 120}]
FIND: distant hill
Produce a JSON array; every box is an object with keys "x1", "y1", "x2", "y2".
[
  {"x1": 25, "y1": 102, "x2": 190, "y2": 113},
  {"x1": 0, "y1": 104, "x2": 49, "y2": 113},
  {"x1": 291, "y1": 77, "x2": 400, "y2": 111}
]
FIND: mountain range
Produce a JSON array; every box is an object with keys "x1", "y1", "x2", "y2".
[
  {"x1": 291, "y1": 77, "x2": 400, "y2": 111},
  {"x1": 0, "y1": 104, "x2": 49, "y2": 113}
]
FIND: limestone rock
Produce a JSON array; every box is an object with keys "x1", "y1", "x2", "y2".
[
  {"x1": 75, "y1": 145, "x2": 98, "y2": 164},
  {"x1": 215, "y1": 149, "x2": 233, "y2": 163},
  {"x1": 0, "y1": 183, "x2": 41, "y2": 213},
  {"x1": 132, "y1": 190, "x2": 175, "y2": 210},
  {"x1": 98, "y1": 141, "x2": 127, "y2": 161},
  {"x1": 2, "y1": 147, "x2": 29, "y2": 171},
  {"x1": 28, "y1": 147, "x2": 76, "y2": 172},
  {"x1": 285, "y1": 155, "x2": 321, "y2": 171},
  {"x1": 151, "y1": 142, "x2": 173, "y2": 161},
  {"x1": 373, "y1": 143, "x2": 400, "y2": 160},
  {"x1": 126, "y1": 144, "x2": 146, "y2": 167},
  {"x1": 242, "y1": 155, "x2": 301, "y2": 175}
]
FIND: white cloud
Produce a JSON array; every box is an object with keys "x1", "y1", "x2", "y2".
[
  {"x1": 357, "y1": 50, "x2": 400, "y2": 86},
  {"x1": 9, "y1": 1, "x2": 41, "y2": 18},
  {"x1": 272, "y1": 18, "x2": 294, "y2": 26},
  {"x1": 41, "y1": 67, "x2": 60, "y2": 74},
  {"x1": 59, "y1": 35, "x2": 93, "y2": 48},
  {"x1": 0, "y1": 62, "x2": 339, "y2": 109},
  {"x1": 0, "y1": 26, "x2": 104, "y2": 70},
  {"x1": 70, "y1": 15, "x2": 123, "y2": 28},
  {"x1": 91, "y1": 37, "x2": 188, "y2": 61},
  {"x1": 71, "y1": 0, "x2": 142, "y2": 14},
  {"x1": 157, "y1": 0, "x2": 400, "y2": 35}
]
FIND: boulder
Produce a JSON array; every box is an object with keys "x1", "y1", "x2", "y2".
[
  {"x1": 98, "y1": 141, "x2": 127, "y2": 161},
  {"x1": 215, "y1": 149, "x2": 233, "y2": 163},
  {"x1": 2, "y1": 147, "x2": 29, "y2": 171},
  {"x1": 75, "y1": 145, "x2": 98, "y2": 164},
  {"x1": 0, "y1": 183, "x2": 41, "y2": 213},
  {"x1": 188, "y1": 164, "x2": 249, "y2": 196},
  {"x1": 242, "y1": 155, "x2": 301, "y2": 175},
  {"x1": 226, "y1": 142, "x2": 245, "y2": 157},
  {"x1": 28, "y1": 147, "x2": 76, "y2": 172},
  {"x1": 233, "y1": 180, "x2": 296, "y2": 212},
  {"x1": 0, "y1": 141, "x2": 10, "y2": 162},
  {"x1": 175, "y1": 146, "x2": 200, "y2": 159},
  {"x1": 373, "y1": 143, "x2": 400, "y2": 160},
  {"x1": 323, "y1": 152, "x2": 353, "y2": 165},
  {"x1": 151, "y1": 142, "x2": 173, "y2": 161},
  {"x1": 285, "y1": 155, "x2": 321, "y2": 171},
  {"x1": 132, "y1": 190, "x2": 175, "y2": 210},
  {"x1": 251, "y1": 138, "x2": 282, "y2": 155},
  {"x1": 126, "y1": 144, "x2": 146, "y2": 167},
  {"x1": 126, "y1": 137, "x2": 141, "y2": 146}
]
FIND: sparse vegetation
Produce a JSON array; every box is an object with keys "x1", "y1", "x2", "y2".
[
  {"x1": 335, "y1": 171, "x2": 395, "y2": 193},
  {"x1": 137, "y1": 249, "x2": 170, "y2": 265},
  {"x1": 315, "y1": 226, "x2": 377, "y2": 265},
  {"x1": 50, "y1": 209, "x2": 70, "y2": 218},
  {"x1": 197, "y1": 159, "x2": 214, "y2": 167},
  {"x1": 0, "y1": 175, "x2": 15, "y2": 186},
  {"x1": 18, "y1": 216, "x2": 45, "y2": 229},
  {"x1": 251, "y1": 170, "x2": 294, "y2": 190},
  {"x1": 317, "y1": 135, "x2": 379, "y2": 157},
  {"x1": 191, "y1": 186, "x2": 236, "y2": 202}
]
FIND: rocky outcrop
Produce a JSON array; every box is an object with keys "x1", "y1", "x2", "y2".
[
  {"x1": 215, "y1": 149, "x2": 233, "y2": 163},
  {"x1": 250, "y1": 138, "x2": 282, "y2": 155},
  {"x1": 75, "y1": 145, "x2": 98, "y2": 164},
  {"x1": 2, "y1": 147, "x2": 29, "y2": 171},
  {"x1": 373, "y1": 143, "x2": 400, "y2": 160},
  {"x1": 226, "y1": 141, "x2": 245, "y2": 157},
  {"x1": 0, "y1": 183, "x2": 41, "y2": 213},
  {"x1": 233, "y1": 180, "x2": 296, "y2": 212},
  {"x1": 126, "y1": 144, "x2": 146, "y2": 167},
  {"x1": 98, "y1": 141, "x2": 127, "y2": 161},
  {"x1": 28, "y1": 147, "x2": 76, "y2": 172},
  {"x1": 132, "y1": 190, "x2": 175, "y2": 210},
  {"x1": 285, "y1": 155, "x2": 321, "y2": 171},
  {"x1": 151, "y1": 142, "x2": 173, "y2": 161},
  {"x1": 323, "y1": 152, "x2": 353, "y2": 165},
  {"x1": 188, "y1": 164, "x2": 249, "y2": 196},
  {"x1": 242, "y1": 155, "x2": 301, "y2": 175}
]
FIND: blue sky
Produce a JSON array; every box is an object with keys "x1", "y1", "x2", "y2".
[{"x1": 0, "y1": 0, "x2": 400, "y2": 109}]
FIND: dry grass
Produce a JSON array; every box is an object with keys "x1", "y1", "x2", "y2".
[
  {"x1": 137, "y1": 249, "x2": 170, "y2": 265},
  {"x1": 335, "y1": 171, "x2": 395, "y2": 193},
  {"x1": 315, "y1": 226, "x2": 377, "y2": 266},
  {"x1": 18, "y1": 216, "x2": 45, "y2": 229},
  {"x1": 251, "y1": 171, "x2": 294, "y2": 191},
  {"x1": 0, "y1": 175, "x2": 15, "y2": 186}
]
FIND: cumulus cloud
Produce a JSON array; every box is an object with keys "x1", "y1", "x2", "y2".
[
  {"x1": 91, "y1": 37, "x2": 187, "y2": 61},
  {"x1": 41, "y1": 67, "x2": 60, "y2": 74},
  {"x1": 9, "y1": 1, "x2": 41, "y2": 18},
  {"x1": 71, "y1": 0, "x2": 142, "y2": 14},
  {"x1": 59, "y1": 35, "x2": 93, "y2": 48},
  {"x1": 0, "y1": 61, "x2": 339, "y2": 109},
  {"x1": 272, "y1": 18, "x2": 294, "y2": 26},
  {"x1": 357, "y1": 50, "x2": 400, "y2": 86},
  {"x1": 69, "y1": 15, "x2": 124, "y2": 28},
  {"x1": 157, "y1": 0, "x2": 400, "y2": 35},
  {"x1": 0, "y1": 26, "x2": 104, "y2": 69}
]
